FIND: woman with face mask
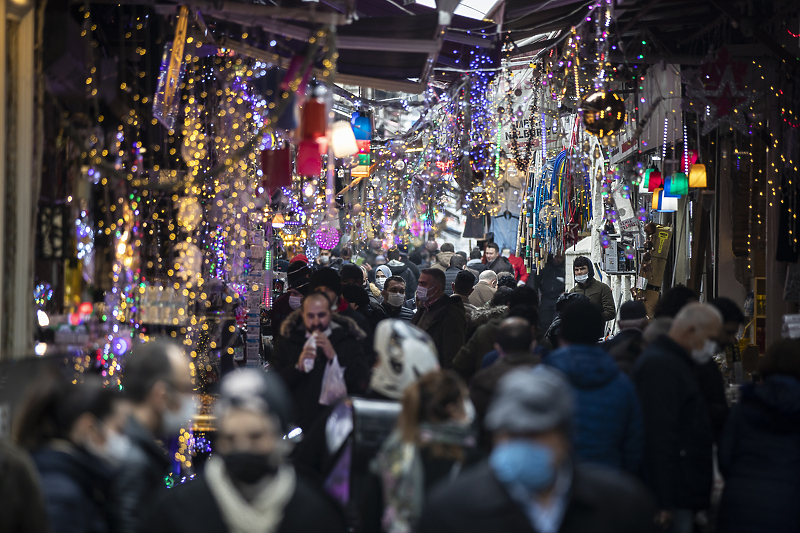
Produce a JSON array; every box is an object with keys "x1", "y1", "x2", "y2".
[
  {"x1": 144, "y1": 369, "x2": 347, "y2": 533},
  {"x1": 13, "y1": 372, "x2": 130, "y2": 533},
  {"x1": 366, "y1": 370, "x2": 479, "y2": 533}
]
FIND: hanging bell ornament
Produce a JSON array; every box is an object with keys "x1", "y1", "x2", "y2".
[
  {"x1": 578, "y1": 90, "x2": 628, "y2": 138},
  {"x1": 609, "y1": 135, "x2": 618, "y2": 148},
  {"x1": 593, "y1": 145, "x2": 602, "y2": 160},
  {"x1": 601, "y1": 135, "x2": 610, "y2": 146},
  {"x1": 582, "y1": 140, "x2": 591, "y2": 154}
]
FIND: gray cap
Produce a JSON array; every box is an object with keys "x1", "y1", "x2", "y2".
[{"x1": 485, "y1": 366, "x2": 574, "y2": 434}]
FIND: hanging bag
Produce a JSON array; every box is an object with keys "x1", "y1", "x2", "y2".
[{"x1": 319, "y1": 355, "x2": 347, "y2": 405}]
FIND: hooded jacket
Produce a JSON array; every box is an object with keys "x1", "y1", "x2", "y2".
[
  {"x1": 568, "y1": 263, "x2": 615, "y2": 321},
  {"x1": 387, "y1": 260, "x2": 418, "y2": 298},
  {"x1": 272, "y1": 310, "x2": 370, "y2": 431},
  {"x1": 718, "y1": 375, "x2": 800, "y2": 533},
  {"x1": 544, "y1": 345, "x2": 643, "y2": 472},
  {"x1": 430, "y1": 251, "x2": 454, "y2": 272}
]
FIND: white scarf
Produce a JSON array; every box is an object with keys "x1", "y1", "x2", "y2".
[{"x1": 205, "y1": 455, "x2": 297, "y2": 533}]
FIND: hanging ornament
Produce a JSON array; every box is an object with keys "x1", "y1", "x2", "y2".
[
  {"x1": 314, "y1": 226, "x2": 341, "y2": 250},
  {"x1": 172, "y1": 242, "x2": 202, "y2": 282},
  {"x1": 394, "y1": 160, "x2": 405, "y2": 171},
  {"x1": 578, "y1": 91, "x2": 627, "y2": 138},
  {"x1": 176, "y1": 197, "x2": 202, "y2": 231}
]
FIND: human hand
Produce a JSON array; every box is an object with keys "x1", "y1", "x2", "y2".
[
  {"x1": 298, "y1": 342, "x2": 317, "y2": 371},
  {"x1": 314, "y1": 332, "x2": 336, "y2": 361}
]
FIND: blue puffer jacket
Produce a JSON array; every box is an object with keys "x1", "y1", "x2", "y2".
[{"x1": 544, "y1": 345, "x2": 643, "y2": 472}]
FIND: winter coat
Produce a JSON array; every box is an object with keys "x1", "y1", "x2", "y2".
[
  {"x1": 694, "y1": 358, "x2": 729, "y2": 443},
  {"x1": 544, "y1": 345, "x2": 643, "y2": 473},
  {"x1": 0, "y1": 440, "x2": 50, "y2": 533},
  {"x1": 486, "y1": 256, "x2": 514, "y2": 275},
  {"x1": 633, "y1": 335, "x2": 714, "y2": 511},
  {"x1": 418, "y1": 461, "x2": 655, "y2": 533},
  {"x1": 507, "y1": 254, "x2": 528, "y2": 283},
  {"x1": 31, "y1": 446, "x2": 113, "y2": 533},
  {"x1": 272, "y1": 310, "x2": 371, "y2": 431},
  {"x1": 444, "y1": 266, "x2": 462, "y2": 296},
  {"x1": 569, "y1": 278, "x2": 616, "y2": 321},
  {"x1": 386, "y1": 261, "x2": 418, "y2": 298},
  {"x1": 453, "y1": 310, "x2": 508, "y2": 381},
  {"x1": 466, "y1": 259, "x2": 486, "y2": 275},
  {"x1": 470, "y1": 351, "x2": 540, "y2": 445},
  {"x1": 455, "y1": 294, "x2": 478, "y2": 321},
  {"x1": 468, "y1": 282, "x2": 496, "y2": 308},
  {"x1": 527, "y1": 255, "x2": 566, "y2": 301},
  {"x1": 431, "y1": 251, "x2": 454, "y2": 272},
  {"x1": 467, "y1": 304, "x2": 507, "y2": 338},
  {"x1": 113, "y1": 416, "x2": 171, "y2": 533},
  {"x1": 717, "y1": 375, "x2": 800, "y2": 533},
  {"x1": 411, "y1": 294, "x2": 467, "y2": 369},
  {"x1": 381, "y1": 300, "x2": 415, "y2": 321},
  {"x1": 600, "y1": 328, "x2": 645, "y2": 375},
  {"x1": 269, "y1": 292, "x2": 295, "y2": 331},
  {"x1": 143, "y1": 471, "x2": 348, "y2": 533}
]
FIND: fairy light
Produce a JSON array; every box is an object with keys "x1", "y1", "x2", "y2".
[
  {"x1": 662, "y1": 118, "x2": 669, "y2": 160},
  {"x1": 683, "y1": 124, "x2": 689, "y2": 173}
]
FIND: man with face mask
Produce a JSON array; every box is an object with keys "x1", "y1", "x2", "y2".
[
  {"x1": 115, "y1": 339, "x2": 195, "y2": 533},
  {"x1": 144, "y1": 369, "x2": 347, "y2": 533},
  {"x1": 269, "y1": 259, "x2": 311, "y2": 332},
  {"x1": 634, "y1": 303, "x2": 723, "y2": 533},
  {"x1": 315, "y1": 249, "x2": 333, "y2": 268},
  {"x1": 271, "y1": 292, "x2": 371, "y2": 432},
  {"x1": 568, "y1": 256, "x2": 615, "y2": 322},
  {"x1": 418, "y1": 366, "x2": 655, "y2": 533},
  {"x1": 411, "y1": 268, "x2": 466, "y2": 368},
  {"x1": 380, "y1": 276, "x2": 414, "y2": 321}
]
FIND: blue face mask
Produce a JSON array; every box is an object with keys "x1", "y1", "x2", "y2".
[{"x1": 489, "y1": 440, "x2": 556, "y2": 493}]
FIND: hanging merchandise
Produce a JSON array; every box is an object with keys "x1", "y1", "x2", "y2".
[
  {"x1": 689, "y1": 164, "x2": 708, "y2": 188},
  {"x1": 578, "y1": 91, "x2": 628, "y2": 138},
  {"x1": 647, "y1": 171, "x2": 664, "y2": 192},
  {"x1": 261, "y1": 145, "x2": 293, "y2": 189},
  {"x1": 331, "y1": 121, "x2": 358, "y2": 158},
  {"x1": 664, "y1": 173, "x2": 688, "y2": 197},
  {"x1": 296, "y1": 140, "x2": 323, "y2": 176}
]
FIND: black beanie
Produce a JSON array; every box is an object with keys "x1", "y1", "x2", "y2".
[{"x1": 310, "y1": 267, "x2": 342, "y2": 296}]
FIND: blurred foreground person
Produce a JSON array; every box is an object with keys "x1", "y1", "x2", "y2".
[
  {"x1": 419, "y1": 366, "x2": 654, "y2": 533},
  {"x1": 634, "y1": 303, "x2": 722, "y2": 533},
  {"x1": 0, "y1": 438, "x2": 50, "y2": 533},
  {"x1": 145, "y1": 369, "x2": 347, "y2": 533},
  {"x1": 544, "y1": 300, "x2": 642, "y2": 473},
  {"x1": 368, "y1": 370, "x2": 479, "y2": 533},
  {"x1": 116, "y1": 339, "x2": 195, "y2": 533},
  {"x1": 717, "y1": 339, "x2": 800, "y2": 533},
  {"x1": 13, "y1": 373, "x2": 129, "y2": 533}
]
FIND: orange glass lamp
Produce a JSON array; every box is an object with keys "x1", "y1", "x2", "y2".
[{"x1": 689, "y1": 163, "x2": 707, "y2": 188}]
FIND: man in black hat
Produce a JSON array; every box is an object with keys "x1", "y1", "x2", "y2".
[{"x1": 269, "y1": 259, "x2": 311, "y2": 332}]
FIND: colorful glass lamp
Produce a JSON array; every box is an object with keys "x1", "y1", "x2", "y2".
[
  {"x1": 647, "y1": 171, "x2": 664, "y2": 192},
  {"x1": 689, "y1": 164, "x2": 707, "y2": 188},
  {"x1": 664, "y1": 172, "x2": 688, "y2": 197}
]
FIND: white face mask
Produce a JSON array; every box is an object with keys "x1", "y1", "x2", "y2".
[
  {"x1": 575, "y1": 273, "x2": 589, "y2": 283},
  {"x1": 386, "y1": 292, "x2": 405, "y2": 307},
  {"x1": 319, "y1": 255, "x2": 330, "y2": 265},
  {"x1": 376, "y1": 278, "x2": 386, "y2": 290},
  {"x1": 288, "y1": 295, "x2": 302, "y2": 309},
  {"x1": 691, "y1": 339, "x2": 718, "y2": 365},
  {"x1": 84, "y1": 424, "x2": 133, "y2": 467},
  {"x1": 162, "y1": 393, "x2": 196, "y2": 436},
  {"x1": 416, "y1": 286, "x2": 429, "y2": 302}
]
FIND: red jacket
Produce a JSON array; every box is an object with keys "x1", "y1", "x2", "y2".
[{"x1": 508, "y1": 254, "x2": 528, "y2": 283}]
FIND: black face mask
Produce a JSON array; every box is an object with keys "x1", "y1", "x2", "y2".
[{"x1": 222, "y1": 452, "x2": 278, "y2": 484}]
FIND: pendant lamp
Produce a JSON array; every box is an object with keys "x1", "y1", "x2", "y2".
[
  {"x1": 260, "y1": 146, "x2": 292, "y2": 189},
  {"x1": 647, "y1": 171, "x2": 664, "y2": 192},
  {"x1": 639, "y1": 168, "x2": 654, "y2": 193},
  {"x1": 657, "y1": 189, "x2": 678, "y2": 212},
  {"x1": 664, "y1": 173, "x2": 688, "y2": 197},
  {"x1": 689, "y1": 164, "x2": 707, "y2": 188},
  {"x1": 352, "y1": 112, "x2": 372, "y2": 141},
  {"x1": 296, "y1": 139, "x2": 322, "y2": 176},
  {"x1": 652, "y1": 188, "x2": 662, "y2": 210},
  {"x1": 331, "y1": 121, "x2": 358, "y2": 158},
  {"x1": 681, "y1": 149, "x2": 698, "y2": 172},
  {"x1": 302, "y1": 97, "x2": 327, "y2": 139}
]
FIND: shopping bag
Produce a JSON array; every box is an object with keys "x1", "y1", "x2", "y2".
[{"x1": 319, "y1": 355, "x2": 347, "y2": 405}]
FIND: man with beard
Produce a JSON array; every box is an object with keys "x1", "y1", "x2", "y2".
[{"x1": 271, "y1": 292, "x2": 371, "y2": 432}]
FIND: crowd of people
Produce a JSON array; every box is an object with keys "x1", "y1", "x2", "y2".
[{"x1": 2, "y1": 239, "x2": 799, "y2": 533}]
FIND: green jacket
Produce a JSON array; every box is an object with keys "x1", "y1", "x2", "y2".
[{"x1": 569, "y1": 278, "x2": 616, "y2": 321}]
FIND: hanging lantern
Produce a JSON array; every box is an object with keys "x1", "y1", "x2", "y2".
[
  {"x1": 639, "y1": 168, "x2": 655, "y2": 193},
  {"x1": 647, "y1": 171, "x2": 663, "y2": 192},
  {"x1": 656, "y1": 189, "x2": 678, "y2": 212},
  {"x1": 681, "y1": 149, "x2": 699, "y2": 172},
  {"x1": 652, "y1": 188, "x2": 662, "y2": 210},
  {"x1": 578, "y1": 90, "x2": 628, "y2": 138},
  {"x1": 331, "y1": 121, "x2": 358, "y2": 158},
  {"x1": 296, "y1": 140, "x2": 322, "y2": 176},
  {"x1": 314, "y1": 226, "x2": 341, "y2": 250},
  {"x1": 665, "y1": 173, "x2": 688, "y2": 197},
  {"x1": 302, "y1": 97, "x2": 327, "y2": 139},
  {"x1": 261, "y1": 146, "x2": 292, "y2": 189},
  {"x1": 689, "y1": 163, "x2": 707, "y2": 188},
  {"x1": 351, "y1": 112, "x2": 372, "y2": 140}
]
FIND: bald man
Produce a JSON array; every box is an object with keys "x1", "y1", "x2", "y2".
[{"x1": 633, "y1": 303, "x2": 723, "y2": 533}]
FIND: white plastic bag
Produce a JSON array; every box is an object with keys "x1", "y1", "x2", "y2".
[
  {"x1": 319, "y1": 355, "x2": 347, "y2": 405},
  {"x1": 301, "y1": 335, "x2": 316, "y2": 373}
]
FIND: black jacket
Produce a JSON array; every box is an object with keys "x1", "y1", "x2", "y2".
[
  {"x1": 386, "y1": 261, "x2": 418, "y2": 298},
  {"x1": 444, "y1": 266, "x2": 462, "y2": 296},
  {"x1": 113, "y1": 416, "x2": 171, "y2": 533},
  {"x1": 143, "y1": 471, "x2": 347, "y2": 533},
  {"x1": 32, "y1": 445, "x2": 113, "y2": 533},
  {"x1": 418, "y1": 461, "x2": 655, "y2": 533},
  {"x1": 694, "y1": 358, "x2": 729, "y2": 443},
  {"x1": 380, "y1": 301, "x2": 415, "y2": 321},
  {"x1": 486, "y1": 256, "x2": 514, "y2": 275},
  {"x1": 633, "y1": 335, "x2": 714, "y2": 511},
  {"x1": 0, "y1": 440, "x2": 50, "y2": 533},
  {"x1": 411, "y1": 294, "x2": 466, "y2": 369},
  {"x1": 272, "y1": 310, "x2": 371, "y2": 431},
  {"x1": 527, "y1": 255, "x2": 566, "y2": 300},
  {"x1": 601, "y1": 329, "x2": 645, "y2": 376},
  {"x1": 718, "y1": 375, "x2": 800, "y2": 533}
]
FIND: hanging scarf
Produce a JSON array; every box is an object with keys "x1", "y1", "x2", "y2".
[
  {"x1": 204, "y1": 455, "x2": 296, "y2": 533},
  {"x1": 372, "y1": 423, "x2": 475, "y2": 533}
]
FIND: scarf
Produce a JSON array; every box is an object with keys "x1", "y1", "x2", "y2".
[{"x1": 205, "y1": 455, "x2": 296, "y2": 533}]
